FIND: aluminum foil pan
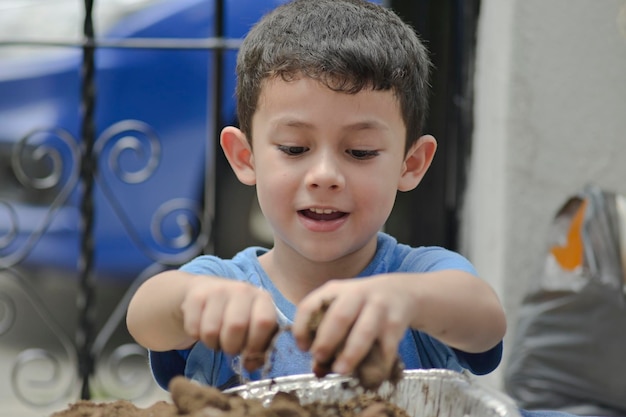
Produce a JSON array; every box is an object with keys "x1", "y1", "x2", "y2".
[{"x1": 225, "y1": 369, "x2": 522, "y2": 417}]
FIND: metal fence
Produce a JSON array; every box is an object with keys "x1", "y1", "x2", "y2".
[{"x1": 0, "y1": 0, "x2": 231, "y2": 414}]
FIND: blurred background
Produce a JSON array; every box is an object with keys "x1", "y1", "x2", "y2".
[
  {"x1": 1, "y1": 0, "x2": 625, "y2": 416},
  {"x1": 0, "y1": 0, "x2": 479, "y2": 415}
]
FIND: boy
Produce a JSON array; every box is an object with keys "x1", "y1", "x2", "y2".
[{"x1": 127, "y1": 0, "x2": 507, "y2": 391}]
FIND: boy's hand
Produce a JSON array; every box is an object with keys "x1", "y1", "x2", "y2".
[
  {"x1": 180, "y1": 275, "x2": 278, "y2": 370},
  {"x1": 292, "y1": 275, "x2": 411, "y2": 378}
]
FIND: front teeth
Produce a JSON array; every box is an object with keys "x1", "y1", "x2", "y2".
[{"x1": 309, "y1": 208, "x2": 336, "y2": 214}]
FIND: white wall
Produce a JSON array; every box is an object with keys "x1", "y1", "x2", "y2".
[{"x1": 463, "y1": 0, "x2": 626, "y2": 389}]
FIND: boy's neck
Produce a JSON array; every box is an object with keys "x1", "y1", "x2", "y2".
[{"x1": 258, "y1": 238, "x2": 377, "y2": 304}]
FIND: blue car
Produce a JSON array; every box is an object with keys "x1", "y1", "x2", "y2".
[
  {"x1": 0, "y1": 0, "x2": 296, "y2": 283},
  {"x1": 1, "y1": 0, "x2": 385, "y2": 285}
]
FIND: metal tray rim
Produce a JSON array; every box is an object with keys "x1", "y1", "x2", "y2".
[{"x1": 224, "y1": 369, "x2": 522, "y2": 417}]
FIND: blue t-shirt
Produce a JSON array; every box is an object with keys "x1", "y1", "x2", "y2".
[{"x1": 149, "y1": 232, "x2": 502, "y2": 390}]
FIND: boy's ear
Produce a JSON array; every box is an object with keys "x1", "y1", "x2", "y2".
[
  {"x1": 397, "y1": 135, "x2": 437, "y2": 192},
  {"x1": 220, "y1": 126, "x2": 256, "y2": 185}
]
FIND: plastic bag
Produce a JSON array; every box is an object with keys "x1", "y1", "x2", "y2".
[{"x1": 504, "y1": 184, "x2": 626, "y2": 416}]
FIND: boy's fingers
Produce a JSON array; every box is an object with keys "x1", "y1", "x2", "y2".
[
  {"x1": 293, "y1": 288, "x2": 341, "y2": 350},
  {"x1": 180, "y1": 281, "x2": 203, "y2": 338},
  {"x1": 195, "y1": 294, "x2": 225, "y2": 351},
  {"x1": 331, "y1": 302, "x2": 384, "y2": 374},
  {"x1": 354, "y1": 316, "x2": 405, "y2": 388},
  {"x1": 310, "y1": 297, "x2": 362, "y2": 366},
  {"x1": 291, "y1": 301, "x2": 318, "y2": 350},
  {"x1": 180, "y1": 298, "x2": 202, "y2": 340},
  {"x1": 312, "y1": 358, "x2": 333, "y2": 378},
  {"x1": 219, "y1": 291, "x2": 254, "y2": 354},
  {"x1": 292, "y1": 294, "x2": 334, "y2": 349},
  {"x1": 242, "y1": 352, "x2": 266, "y2": 372},
  {"x1": 245, "y1": 293, "x2": 279, "y2": 355},
  {"x1": 359, "y1": 336, "x2": 404, "y2": 389},
  {"x1": 381, "y1": 337, "x2": 404, "y2": 381}
]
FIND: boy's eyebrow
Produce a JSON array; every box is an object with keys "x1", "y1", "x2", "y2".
[{"x1": 275, "y1": 118, "x2": 389, "y2": 132}]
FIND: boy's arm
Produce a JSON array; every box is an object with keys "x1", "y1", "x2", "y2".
[
  {"x1": 400, "y1": 270, "x2": 505, "y2": 353},
  {"x1": 127, "y1": 270, "x2": 198, "y2": 351},
  {"x1": 292, "y1": 269, "x2": 506, "y2": 377},
  {"x1": 126, "y1": 270, "x2": 278, "y2": 359}
]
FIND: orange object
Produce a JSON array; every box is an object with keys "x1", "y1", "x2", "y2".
[{"x1": 550, "y1": 199, "x2": 587, "y2": 271}]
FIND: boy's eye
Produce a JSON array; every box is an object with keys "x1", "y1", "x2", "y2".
[
  {"x1": 277, "y1": 145, "x2": 308, "y2": 156},
  {"x1": 347, "y1": 149, "x2": 379, "y2": 160}
]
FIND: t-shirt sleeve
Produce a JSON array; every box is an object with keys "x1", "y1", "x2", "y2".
[
  {"x1": 149, "y1": 349, "x2": 189, "y2": 390},
  {"x1": 398, "y1": 244, "x2": 503, "y2": 375},
  {"x1": 453, "y1": 342, "x2": 503, "y2": 375},
  {"x1": 399, "y1": 245, "x2": 478, "y2": 276},
  {"x1": 406, "y1": 329, "x2": 502, "y2": 376},
  {"x1": 148, "y1": 255, "x2": 229, "y2": 390},
  {"x1": 179, "y1": 254, "x2": 233, "y2": 276}
]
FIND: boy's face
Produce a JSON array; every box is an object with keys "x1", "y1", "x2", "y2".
[{"x1": 224, "y1": 76, "x2": 434, "y2": 264}]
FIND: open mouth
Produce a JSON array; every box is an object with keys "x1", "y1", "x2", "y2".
[{"x1": 299, "y1": 208, "x2": 348, "y2": 221}]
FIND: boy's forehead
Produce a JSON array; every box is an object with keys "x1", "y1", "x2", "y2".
[
  {"x1": 258, "y1": 74, "x2": 326, "y2": 94},
  {"x1": 256, "y1": 74, "x2": 399, "y2": 106},
  {"x1": 252, "y1": 75, "x2": 405, "y2": 133}
]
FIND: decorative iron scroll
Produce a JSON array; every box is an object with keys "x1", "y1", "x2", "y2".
[
  {"x1": 0, "y1": 118, "x2": 208, "y2": 408},
  {"x1": 0, "y1": 128, "x2": 81, "y2": 268},
  {"x1": 0, "y1": 0, "x2": 227, "y2": 411},
  {"x1": 1, "y1": 269, "x2": 78, "y2": 408},
  {"x1": 94, "y1": 120, "x2": 208, "y2": 264},
  {"x1": 91, "y1": 263, "x2": 167, "y2": 400},
  {"x1": 0, "y1": 292, "x2": 16, "y2": 337}
]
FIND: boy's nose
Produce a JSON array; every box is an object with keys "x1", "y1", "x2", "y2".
[{"x1": 305, "y1": 153, "x2": 345, "y2": 191}]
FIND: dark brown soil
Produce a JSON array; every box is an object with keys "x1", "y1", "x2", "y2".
[{"x1": 50, "y1": 376, "x2": 410, "y2": 417}]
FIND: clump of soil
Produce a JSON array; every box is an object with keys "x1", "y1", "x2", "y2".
[
  {"x1": 50, "y1": 376, "x2": 410, "y2": 417},
  {"x1": 49, "y1": 399, "x2": 177, "y2": 417},
  {"x1": 308, "y1": 299, "x2": 404, "y2": 391}
]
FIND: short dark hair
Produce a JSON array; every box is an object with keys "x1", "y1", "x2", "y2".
[{"x1": 235, "y1": 0, "x2": 432, "y2": 152}]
